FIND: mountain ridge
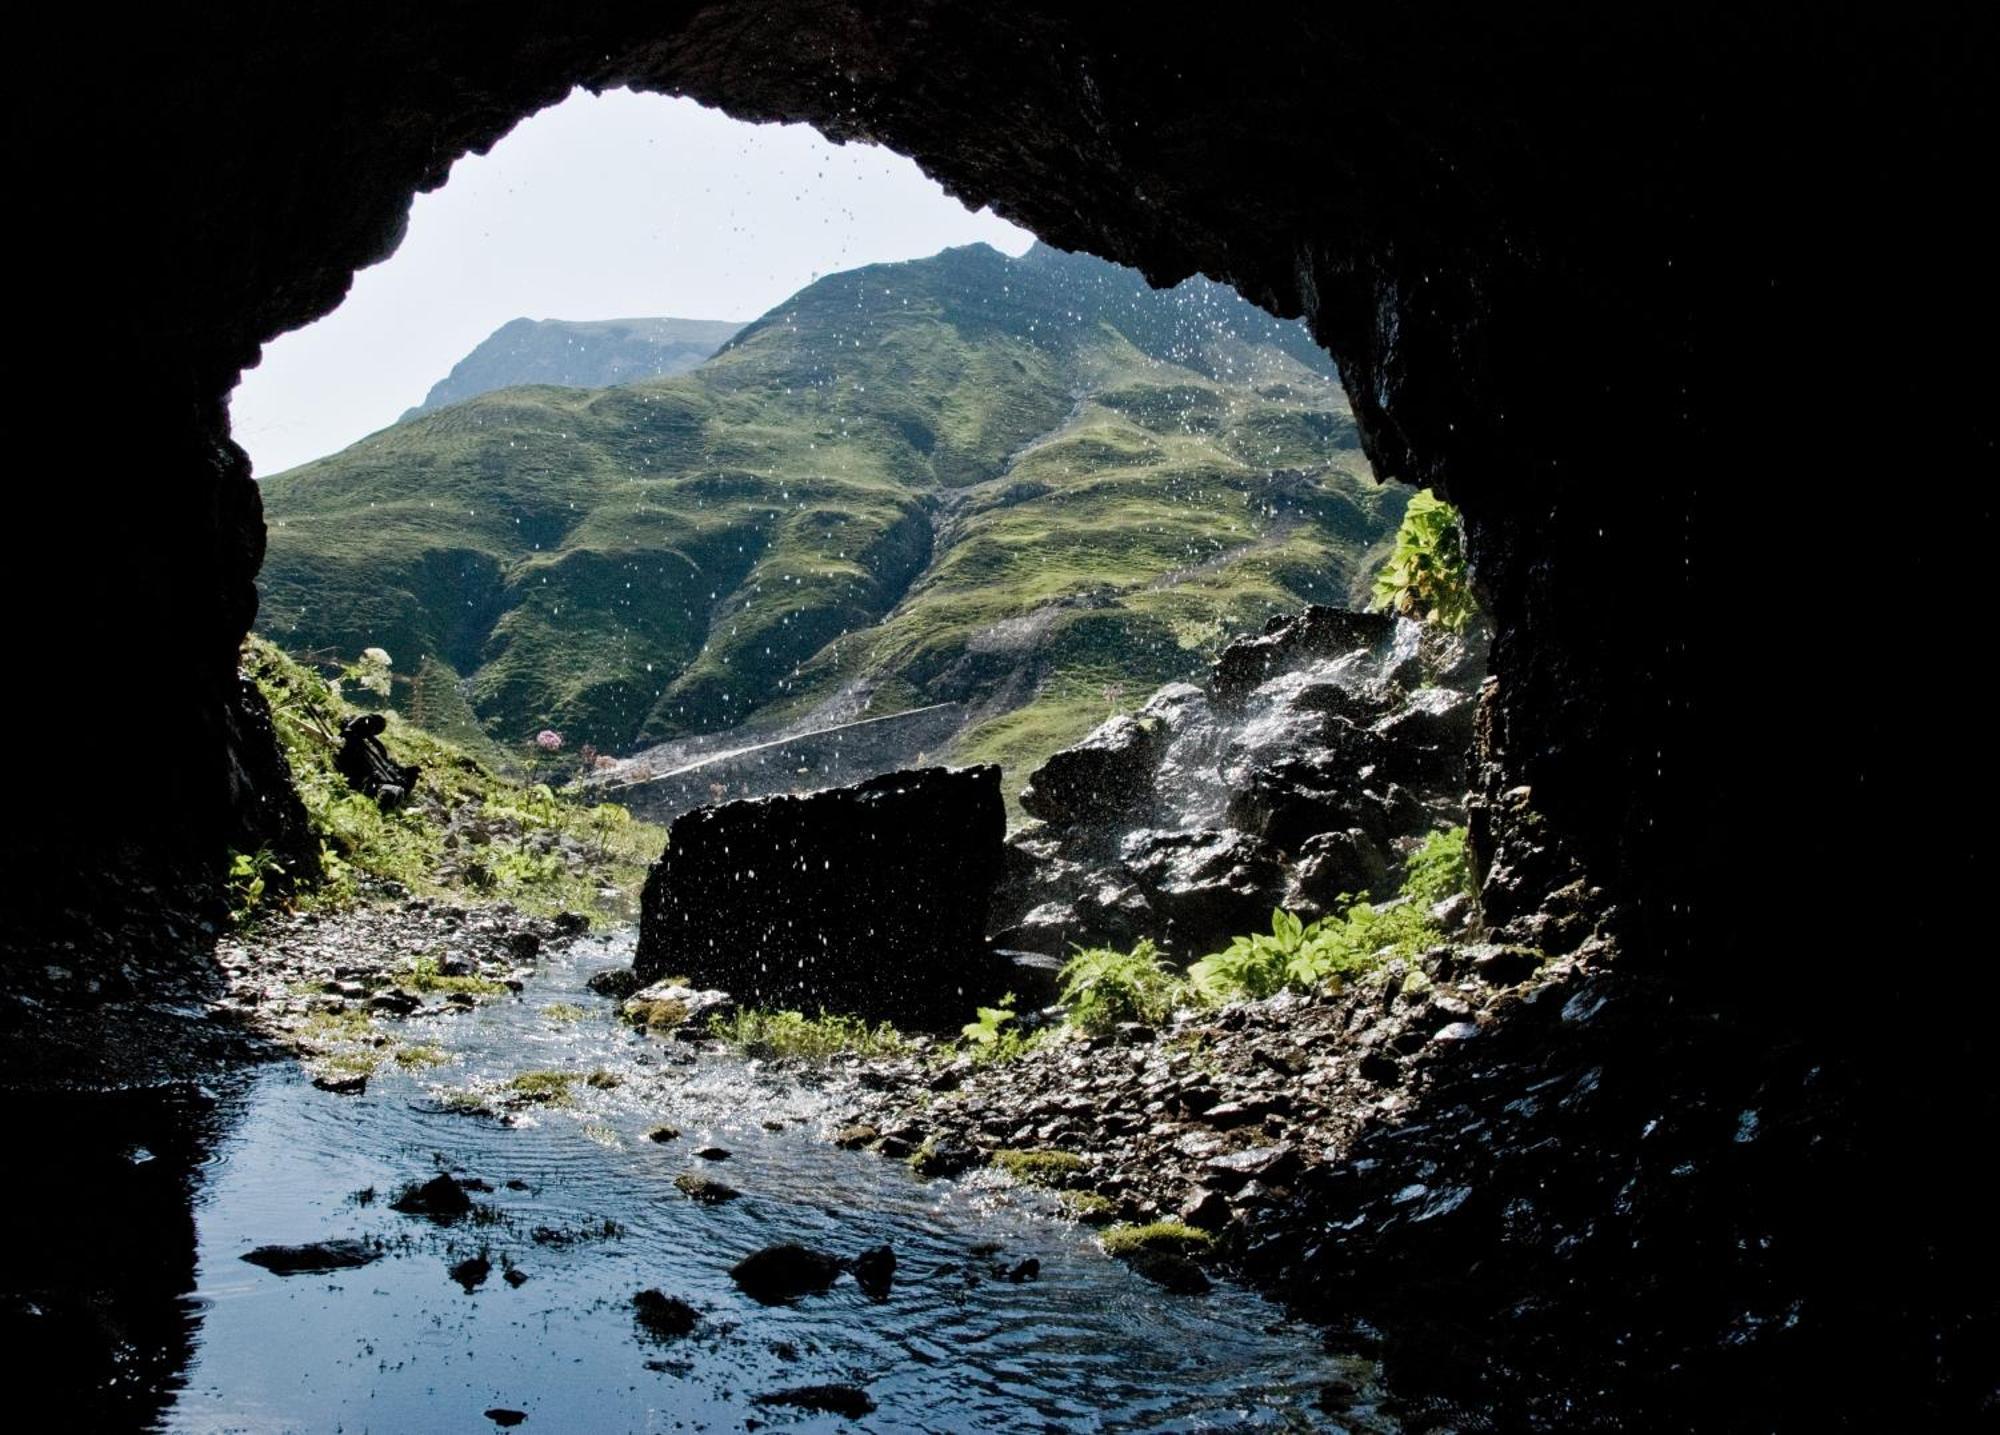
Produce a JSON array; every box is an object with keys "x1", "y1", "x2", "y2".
[
  {"x1": 259, "y1": 243, "x2": 1405, "y2": 793},
  {"x1": 404, "y1": 315, "x2": 745, "y2": 418}
]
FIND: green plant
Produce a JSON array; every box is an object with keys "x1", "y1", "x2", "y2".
[
  {"x1": 1403, "y1": 825, "x2": 1474, "y2": 907},
  {"x1": 400, "y1": 955, "x2": 507, "y2": 997},
  {"x1": 1371, "y1": 488, "x2": 1476, "y2": 631},
  {"x1": 958, "y1": 993, "x2": 1047, "y2": 1064},
  {"x1": 1057, "y1": 940, "x2": 1187, "y2": 1034},
  {"x1": 225, "y1": 847, "x2": 286, "y2": 918},
  {"x1": 1189, "y1": 900, "x2": 1436, "y2": 1002}
]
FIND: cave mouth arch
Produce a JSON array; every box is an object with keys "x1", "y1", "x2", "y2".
[{"x1": 6, "y1": 9, "x2": 1993, "y2": 1429}]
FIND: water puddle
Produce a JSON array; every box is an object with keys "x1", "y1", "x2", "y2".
[{"x1": 160, "y1": 932, "x2": 1383, "y2": 1432}]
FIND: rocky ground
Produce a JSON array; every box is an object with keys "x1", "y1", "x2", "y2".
[{"x1": 209, "y1": 898, "x2": 591, "y2": 1086}]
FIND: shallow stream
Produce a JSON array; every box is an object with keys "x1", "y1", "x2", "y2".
[{"x1": 159, "y1": 932, "x2": 1381, "y2": 1432}]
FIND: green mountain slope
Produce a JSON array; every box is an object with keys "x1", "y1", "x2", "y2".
[{"x1": 258, "y1": 243, "x2": 1407, "y2": 783}]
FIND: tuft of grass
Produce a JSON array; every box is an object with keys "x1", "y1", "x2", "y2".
[
  {"x1": 707, "y1": 1008, "x2": 908, "y2": 1062},
  {"x1": 626, "y1": 997, "x2": 691, "y2": 1032},
  {"x1": 400, "y1": 955, "x2": 507, "y2": 997},
  {"x1": 541, "y1": 1002, "x2": 588, "y2": 1023},
  {"x1": 990, "y1": 1149, "x2": 1086, "y2": 1187},
  {"x1": 299, "y1": 1007, "x2": 375, "y2": 1043},
  {"x1": 1100, "y1": 1221, "x2": 1215, "y2": 1258},
  {"x1": 393, "y1": 1043, "x2": 450, "y2": 1069},
  {"x1": 506, "y1": 1070, "x2": 582, "y2": 1105}
]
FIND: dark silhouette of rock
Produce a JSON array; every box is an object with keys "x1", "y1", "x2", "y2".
[
  {"x1": 752, "y1": 1385, "x2": 876, "y2": 1419},
  {"x1": 334, "y1": 713, "x2": 420, "y2": 810},
  {"x1": 448, "y1": 1254, "x2": 491, "y2": 1291},
  {"x1": 849, "y1": 1243, "x2": 895, "y2": 1299},
  {"x1": 390, "y1": 1174, "x2": 473, "y2": 1220},
  {"x1": 632, "y1": 1288, "x2": 701, "y2": 1340},
  {"x1": 633, "y1": 766, "x2": 1007, "y2": 1027},
  {"x1": 1020, "y1": 714, "x2": 1165, "y2": 828},
  {"x1": 241, "y1": 1239, "x2": 379, "y2": 1275},
  {"x1": 729, "y1": 1243, "x2": 845, "y2": 1303}
]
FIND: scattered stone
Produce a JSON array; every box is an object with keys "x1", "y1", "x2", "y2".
[
  {"x1": 503, "y1": 1267, "x2": 528, "y2": 1288},
  {"x1": 833, "y1": 1122, "x2": 879, "y2": 1149},
  {"x1": 645, "y1": 1124, "x2": 681, "y2": 1143},
  {"x1": 730, "y1": 1243, "x2": 845, "y2": 1303},
  {"x1": 673, "y1": 1172, "x2": 740, "y2": 1204},
  {"x1": 693, "y1": 1146, "x2": 731, "y2": 1161},
  {"x1": 391, "y1": 1173, "x2": 474, "y2": 1220},
  {"x1": 1125, "y1": 1250, "x2": 1211, "y2": 1294},
  {"x1": 585, "y1": 967, "x2": 645, "y2": 999},
  {"x1": 485, "y1": 1410, "x2": 527, "y2": 1428},
  {"x1": 751, "y1": 1385, "x2": 876, "y2": 1419},
  {"x1": 849, "y1": 1243, "x2": 896, "y2": 1299},
  {"x1": 449, "y1": 1254, "x2": 492, "y2": 1291},
  {"x1": 311, "y1": 1069, "x2": 368, "y2": 1095},
  {"x1": 632, "y1": 1288, "x2": 701, "y2": 1340},
  {"x1": 241, "y1": 1239, "x2": 379, "y2": 1275},
  {"x1": 1003, "y1": 1257, "x2": 1041, "y2": 1283}
]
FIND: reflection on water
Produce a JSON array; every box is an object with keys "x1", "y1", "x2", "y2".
[{"x1": 154, "y1": 932, "x2": 1377, "y2": 1432}]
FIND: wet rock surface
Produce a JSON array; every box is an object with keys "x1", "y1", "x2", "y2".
[
  {"x1": 633, "y1": 765, "x2": 1008, "y2": 1027},
  {"x1": 994, "y1": 610, "x2": 1484, "y2": 960}
]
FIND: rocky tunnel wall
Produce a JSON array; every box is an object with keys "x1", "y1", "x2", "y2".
[{"x1": 6, "y1": 6, "x2": 1990, "y2": 1009}]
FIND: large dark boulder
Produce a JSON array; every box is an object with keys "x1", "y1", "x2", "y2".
[{"x1": 633, "y1": 766, "x2": 1006, "y2": 1028}]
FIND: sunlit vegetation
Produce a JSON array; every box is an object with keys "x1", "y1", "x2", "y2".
[
  {"x1": 1371, "y1": 488, "x2": 1476, "y2": 631},
  {"x1": 1006, "y1": 828, "x2": 1476, "y2": 1029},
  {"x1": 1056, "y1": 940, "x2": 1185, "y2": 1034},
  {"x1": 243, "y1": 635, "x2": 662, "y2": 917}
]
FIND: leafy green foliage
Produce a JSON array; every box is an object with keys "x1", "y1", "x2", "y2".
[
  {"x1": 1187, "y1": 827, "x2": 1474, "y2": 1002},
  {"x1": 1188, "y1": 903, "x2": 1435, "y2": 1002},
  {"x1": 706, "y1": 1008, "x2": 908, "y2": 1062},
  {"x1": 1403, "y1": 825, "x2": 1474, "y2": 907},
  {"x1": 225, "y1": 847, "x2": 286, "y2": 919},
  {"x1": 1057, "y1": 940, "x2": 1187, "y2": 1034},
  {"x1": 246, "y1": 635, "x2": 662, "y2": 918},
  {"x1": 1371, "y1": 488, "x2": 1477, "y2": 631}
]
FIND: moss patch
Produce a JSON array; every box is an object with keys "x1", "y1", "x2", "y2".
[
  {"x1": 990, "y1": 1148, "x2": 1086, "y2": 1188},
  {"x1": 1100, "y1": 1221, "x2": 1215, "y2": 1258}
]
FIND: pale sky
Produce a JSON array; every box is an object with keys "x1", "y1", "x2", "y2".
[{"x1": 229, "y1": 88, "x2": 1035, "y2": 476}]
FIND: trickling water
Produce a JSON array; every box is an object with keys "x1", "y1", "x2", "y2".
[{"x1": 158, "y1": 932, "x2": 1384, "y2": 1433}]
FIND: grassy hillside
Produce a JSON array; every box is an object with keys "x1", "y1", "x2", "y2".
[
  {"x1": 258, "y1": 243, "x2": 1406, "y2": 787},
  {"x1": 241, "y1": 637, "x2": 661, "y2": 920}
]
